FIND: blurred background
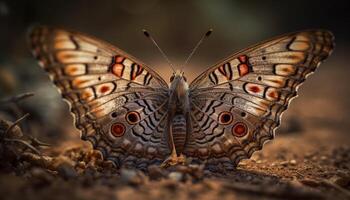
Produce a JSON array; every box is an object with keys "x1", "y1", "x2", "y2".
[{"x1": 0, "y1": 0, "x2": 349, "y2": 143}]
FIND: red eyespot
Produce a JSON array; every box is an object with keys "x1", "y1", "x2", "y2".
[
  {"x1": 111, "y1": 123, "x2": 125, "y2": 137},
  {"x1": 126, "y1": 111, "x2": 140, "y2": 124},
  {"x1": 249, "y1": 86, "x2": 260, "y2": 93},
  {"x1": 232, "y1": 122, "x2": 248, "y2": 137},
  {"x1": 218, "y1": 111, "x2": 233, "y2": 125},
  {"x1": 99, "y1": 85, "x2": 110, "y2": 93}
]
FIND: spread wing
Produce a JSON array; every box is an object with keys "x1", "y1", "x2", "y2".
[
  {"x1": 186, "y1": 30, "x2": 334, "y2": 170},
  {"x1": 28, "y1": 26, "x2": 171, "y2": 169}
]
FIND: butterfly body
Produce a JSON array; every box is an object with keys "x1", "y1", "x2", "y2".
[
  {"x1": 28, "y1": 27, "x2": 334, "y2": 170},
  {"x1": 161, "y1": 70, "x2": 191, "y2": 165}
]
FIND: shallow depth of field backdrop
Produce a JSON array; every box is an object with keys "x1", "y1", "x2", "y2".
[
  {"x1": 1, "y1": 0, "x2": 349, "y2": 136},
  {"x1": 0, "y1": 0, "x2": 349, "y2": 199}
]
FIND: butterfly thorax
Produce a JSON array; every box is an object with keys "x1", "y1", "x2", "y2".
[{"x1": 168, "y1": 71, "x2": 190, "y2": 115}]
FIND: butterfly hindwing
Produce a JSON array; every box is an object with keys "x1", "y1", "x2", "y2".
[
  {"x1": 186, "y1": 30, "x2": 334, "y2": 170},
  {"x1": 28, "y1": 26, "x2": 170, "y2": 168}
]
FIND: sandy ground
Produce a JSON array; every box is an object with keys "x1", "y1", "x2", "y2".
[{"x1": 0, "y1": 113, "x2": 349, "y2": 200}]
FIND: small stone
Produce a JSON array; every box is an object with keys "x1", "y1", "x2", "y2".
[
  {"x1": 148, "y1": 165, "x2": 166, "y2": 180},
  {"x1": 101, "y1": 160, "x2": 115, "y2": 169},
  {"x1": 120, "y1": 168, "x2": 145, "y2": 185},
  {"x1": 203, "y1": 170, "x2": 212, "y2": 176},
  {"x1": 168, "y1": 172, "x2": 183, "y2": 182},
  {"x1": 246, "y1": 175, "x2": 253, "y2": 181},
  {"x1": 188, "y1": 164, "x2": 204, "y2": 180},
  {"x1": 290, "y1": 159, "x2": 297, "y2": 165},
  {"x1": 30, "y1": 167, "x2": 54, "y2": 184},
  {"x1": 57, "y1": 162, "x2": 78, "y2": 180},
  {"x1": 175, "y1": 165, "x2": 190, "y2": 173}
]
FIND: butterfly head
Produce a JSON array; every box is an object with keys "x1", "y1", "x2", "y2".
[{"x1": 170, "y1": 70, "x2": 187, "y2": 83}]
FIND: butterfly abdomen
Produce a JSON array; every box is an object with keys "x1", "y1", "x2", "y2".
[{"x1": 172, "y1": 114, "x2": 187, "y2": 154}]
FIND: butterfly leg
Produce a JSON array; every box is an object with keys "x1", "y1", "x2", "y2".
[
  {"x1": 177, "y1": 154, "x2": 186, "y2": 164},
  {"x1": 160, "y1": 152, "x2": 186, "y2": 167},
  {"x1": 160, "y1": 149, "x2": 179, "y2": 167},
  {"x1": 160, "y1": 122, "x2": 187, "y2": 168}
]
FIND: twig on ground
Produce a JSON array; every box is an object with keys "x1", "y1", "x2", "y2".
[
  {"x1": 4, "y1": 138, "x2": 41, "y2": 154},
  {"x1": 0, "y1": 92, "x2": 34, "y2": 105},
  {"x1": 4, "y1": 113, "x2": 30, "y2": 137}
]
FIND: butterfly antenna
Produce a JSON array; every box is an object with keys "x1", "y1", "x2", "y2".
[
  {"x1": 142, "y1": 29, "x2": 176, "y2": 72},
  {"x1": 181, "y1": 29, "x2": 213, "y2": 72}
]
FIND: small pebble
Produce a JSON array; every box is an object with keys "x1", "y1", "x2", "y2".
[
  {"x1": 246, "y1": 175, "x2": 253, "y2": 181},
  {"x1": 120, "y1": 168, "x2": 145, "y2": 185},
  {"x1": 168, "y1": 172, "x2": 183, "y2": 182},
  {"x1": 57, "y1": 162, "x2": 78, "y2": 180},
  {"x1": 148, "y1": 165, "x2": 166, "y2": 180},
  {"x1": 290, "y1": 159, "x2": 297, "y2": 165}
]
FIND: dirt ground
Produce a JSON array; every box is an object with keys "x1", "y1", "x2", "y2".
[{"x1": 0, "y1": 101, "x2": 349, "y2": 200}]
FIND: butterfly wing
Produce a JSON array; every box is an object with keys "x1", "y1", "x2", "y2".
[
  {"x1": 186, "y1": 30, "x2": 334, "y2": 170},
  {"x1": 28, "y1": 26, "x2": 171, "y2": 168}
]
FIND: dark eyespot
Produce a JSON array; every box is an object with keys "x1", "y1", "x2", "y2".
[
  {"x1": 126, "y1": 111, "x2": 140, "y2": 124},
  {"x1": 218, "y1": 111, "x2": 233, "y2": 125},
  {"x1": 170, "y1": 75, "x2": 175, "y2": 82},
  {"x1": 183, "y1": 76, "x2": 187, "y2": 82},
  {"x1": 257, "y1": 76, "x2": 262, "y2": 81},
  {"x1": 111, "y1": 112, "x2": 118, "y2": 118},
  {"x1": 262, "y1": 56, "x2": 266, "y2": 60},
  {"x1": 240, "y1": 112, "x2": 246, "y2": 117}
]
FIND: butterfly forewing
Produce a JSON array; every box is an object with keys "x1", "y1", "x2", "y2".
[
  {"x1": 28, "y1": 26, "x2": 170, "y2": 168},
  {"x1": 186, "y1": 30, "x2": 334, "y2": 170}
]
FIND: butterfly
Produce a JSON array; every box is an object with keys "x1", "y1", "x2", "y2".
[{"x1": 28, "y1": 26, "x2": 334, "y2": 171}]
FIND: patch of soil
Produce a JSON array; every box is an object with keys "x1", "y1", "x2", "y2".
[{"x1": 0, "y1": 121, "x2": 349, "y2": 200}]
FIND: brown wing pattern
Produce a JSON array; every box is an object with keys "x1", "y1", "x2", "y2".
[
  {"x1": 28, "y1": 26, "x2": 170, "y2": 169},
  {"x1": 186, "y1": 30, "x2": 335, "y2": 170}
]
